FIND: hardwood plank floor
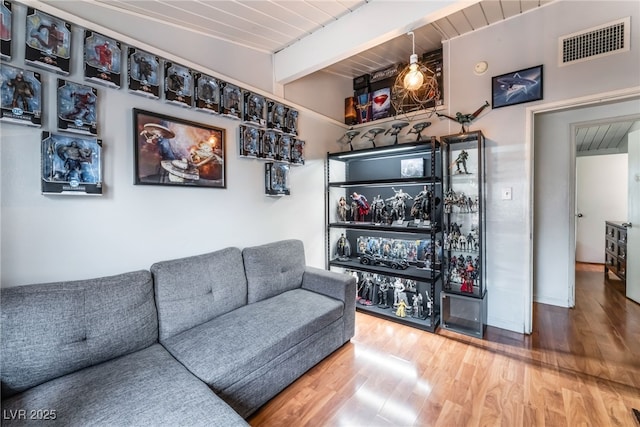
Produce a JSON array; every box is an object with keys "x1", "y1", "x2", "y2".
[{"x1": 248, "y1": 264, "x2": 640, "y2": 426}]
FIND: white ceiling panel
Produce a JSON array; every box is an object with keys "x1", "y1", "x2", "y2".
[{"x1": 463, "y1": 3, "x2": 489, "y2": 30}]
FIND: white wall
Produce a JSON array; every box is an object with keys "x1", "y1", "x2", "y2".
[
  {"x1": 576, "y1": 154, "x2": 628, "y2": 264},
  {"x1": 0, "y1": 2, "x2": 346, "y2": 287},
  {"x1": 284, "y1": 70, "x2": 353, "y2": 123}
]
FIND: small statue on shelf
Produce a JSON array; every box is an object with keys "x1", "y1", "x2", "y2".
[
  {"x1": 350, "y1": 192, "x2": 370, "y2": 221},
  {"x1": 384, "y1": 121, "x2": 410, "y2": 145},
  {"x1": 392, "y1": 278, "x2": 405, "y2": 307},
  {"x1": 371, "y1": 195, "x2": 387, "y2": 224},
  {"x1": 395, "y1": 299, "x2": 408, "y2": 317},
  {"x1": 358, "y1": 273, "x2": 375, "y2": 305},
  {"x1": 453, "y1": 150, "x2": 469, "y2": 174},
  {"x1": 360, "y1": 127, "x2": 385, "y2": 148},
  {"x1": 337, "y1": 196, "x2": 351, "y2": 222},
  {"x1": 386, "y1": 187, "x2": 412, "y2": 222},
  {"x1": 337, "y1": 129, "x2": 361, "y2": 151},
  {"x1": 435, "y1": 100, "x2": 489, "y2": 133},
  {"x1": 377, "y1": 278, "x2": 390, "y2": 308},
  {"x1": 335, "y1": 233, "x2": 351, "y2": 261},
  {"x1": 407, "y1": 121, "x2": 431, "y2": 141},
  {"x1": 412, "y1": 293, "x2": 424, "y2": 319}
]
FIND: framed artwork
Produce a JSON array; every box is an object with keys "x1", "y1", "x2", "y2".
[
  {"x1": 491, "y1": 64, "x2": 543, "y2": 109},
  {"x1": 164, "y1": 61, "x2": 193, "y2": 108},
  {"x1": 41, "y1": 132, "x2": 103, "y2": 195},
  {"x1": 84, "y1": 29, "x2": 121, "y2": 88},
  {"x1": 1, "y1": 1, "x2": 12, "y2": 60},
  {"x1": 128, "y1": 47, "x2": 160, "y2": 99},
  {"x1": 133, "y1": 109, "x2": 226, "y2": 188},
  {"x1": 57, "y1": 79, "x2": 98, "y2": 135},
  {"x1": 0, "y1": 64, "x2": 42, "y2": 126},
  {"x1": 25, "y1": 7, "x2": 71, "y2": 75}
]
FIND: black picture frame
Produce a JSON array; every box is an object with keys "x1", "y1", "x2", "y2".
[
  {"x1": 133, "y1": 109, "x2": 226, "y2": 188},
  {"x1": 491, "y1": 64, "x2": 543, "y2": 109}
]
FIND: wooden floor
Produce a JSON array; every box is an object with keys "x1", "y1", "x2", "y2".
[{"x1": 248, "y1": 263, "x2": 640, "y2": 426}]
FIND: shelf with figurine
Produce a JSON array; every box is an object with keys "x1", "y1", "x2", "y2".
[{"x1": 440, "y1": 130, "x2": 486, "y2": 337}]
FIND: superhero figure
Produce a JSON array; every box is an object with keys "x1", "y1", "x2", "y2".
[
  {"x1": 134, "y1": 55, "x2": 153, "y2": 82},
  {"x1": 167, "y1": 72, "x2": 184, "y2": 93},
  {"x1": 31, "y1": 22, "x2": 64, "y2": 54},
  {"x1": 64, "y1": 91, "x2": 95, "y2": 122},
  {"x1": 350, "y1": 192, "x2": 370, "y2": 221},
  {"x1": 7, "y1": 73, "x2": 34, "y2": 111},
  {"x1": 94, "y1": 42, "x2": 112, "y2": 70}
]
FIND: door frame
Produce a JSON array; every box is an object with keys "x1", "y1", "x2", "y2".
[{"x1": 525, "y1": 86, "x2": 640, "y2": 334}]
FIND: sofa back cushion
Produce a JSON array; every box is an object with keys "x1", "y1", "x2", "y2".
[
  {"x1": 243, "y1": 239, "x2": 305, "y2": 304},
  {"x1": 1, "y1": 270, "x2": 157, "y2": 398},
  {"x1": 151, "y1": 247, "x2": 247, "y2": 341}
]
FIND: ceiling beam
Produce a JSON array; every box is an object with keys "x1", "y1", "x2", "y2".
[{"x1": 273, "y1": 0, "x2": 480, "y2": 84}]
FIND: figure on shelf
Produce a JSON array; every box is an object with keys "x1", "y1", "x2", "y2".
[
  {"x1": 386, "y1": 187, "x2": 412, "y2": 222},
  {"x1": 395, "y1": 299, "x2": 408, "y2": 317},
  {"x1": 435, "y1": 100, "x2": 489, "y2": 133},
  {"x1": 424, "y1": 291, "x2": 433, "y2": 317},
  {"x1": 392, "y1": 278, "x2": 405, "y2": 307},
  {"x1": 358, "y1": 273, "x2": 375, "y2": 305},
  {"x1": 337, "y1": 196, "x2": 351, "y2": 222},
  {"x1": 371, "y1": 195, "x2": 387, "y2": 223},
  {"x1": 412, "y1": 293, "x2": 424, "y2": 319},
  {"x1": 410, "y1": 185, "x2": 440, "y2": 222},
  {"x1": 377, "y1": 278, "x2": 390, "y2": 308},
  {"x1": 407, "y1": 121, "x2": 431, "y2": 141},
  {"x1": 453, "y1": 150, "x2": 469, "y2": 174},
  {"x1": 350, "y1": 192, "x2": 370, "y2": 221},
  {"x1": 360, "y1": 127, "x2": 385, "y2": 148},
  {"x1": 336, "y1": 129, "x2": 360, "y2": 151},
  {"x1": 335, "y1": 233, "x2": 351, "y2": 261},
  {"x1": 384, "y1": 121, "x2": 409, "y2": 145}
]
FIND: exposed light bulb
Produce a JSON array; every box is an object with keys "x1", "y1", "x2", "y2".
[{"x1": 403, "y1": 54, "x2": 424, "y2": 91}]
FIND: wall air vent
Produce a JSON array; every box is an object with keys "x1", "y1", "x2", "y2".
[{"x1": 559, "y1": 17, "x2": 630, "y2": 66}]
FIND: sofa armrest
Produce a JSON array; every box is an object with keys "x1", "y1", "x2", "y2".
[{"x1": 302, "y1": 267, "x2": 356, "y2": 342}]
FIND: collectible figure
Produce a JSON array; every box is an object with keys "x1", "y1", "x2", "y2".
[
  {"x1": 371, "y1": 195, "x2": 386, "y2": 223},
  {"x1": 386, "y1": 187, "x2": 412, "y2": 222},
  {"x1": 424, "y1": 291, "x2": 433, "y2": 317},
  {"x1": 356, "y1": 92, "x2": 371, "y2": 124},
  {"x1": 453, "y1": 150, "x2": 469, "y2": 174},
  {"x1": 395, "y1": 300, "x2": 408, "y2": 317},
  {"x1": 412, "y1": 293, "x2": 424, "y2": 318},
  {"x1": 357, "y1": 273, "x2": 375, "y2": 306},
  {"x1": 377, "y1": 278, "x2": 390, "y2": 308},
  {"x1": 393, "y1": 278, "x2": 405, "y2": 307},
  {"x1": 350, "y1": 192, "x2": 370, "y2": 222},
  {"x1": 244, "y1": 92, "x2": 265, "y2": 125},
  {"x1": 384, "y1": 121, "x2": 409, "y2": 145},
  {"x1": 41, "y1": 132, "x2": 102, "y2": 195},
  {"x1": 337, "y1": 196, "x2": 351, "y2": 222},
  {"x1": 261, "y1": 130, "x2": 278, "y2": 160},
  {"x1": 278, "y1": 134, "x2": 292, "y2": 163},
  {"x1": 239, "y1": 125, "x2": 260, "y2": 157},
  {"x1": 267, "y1": 100, "x2": 285, "y2": 131},
  {"x1": 1, "y1": 1, "x2": 12, "y2": 60},
  {"x1": 285, "y1": 108, "x2": 298, "y2": 135},
  {"x1": 435, "y1": 101, "x2": 489, "y2": 133},
  {"x1": 84, "y1": 30, "x2": 121, "y2": 88},
  {"x1": 164, "y1": 62, "x2": 193, "y2": 108},
  {"x1": 0, "y1": 64, "x2": 42, "y2": 126},
  {"x1": 290, "y1": 139, "x2": 305, "y2": 165},
  {"x1": 25, "y1": 8, "x2": 71, "y2": 74},
  {"x1": 335, "y1": 233, "x2": 351, "y2": 261},
  {"x1": 194, "y1": 73, "x2": 220, "y2": 113},
  {"x1": 360, "y1": 127, "x2": 385, "y2": 148},
  {"x1": 265, "y1": 162, "x2": 290, "y2": 196},
  {"x1": 407, "y1": 121, "x2": 431, "y2": 141},
  {"x1": 336, "y1": 129, "x2": 360, "y2": 151},
  {"x1": 220, "y1": 81, "x2": 241, "y2": 119},
  {"x1": 57, "y1": 79, "x2": 97, "y2": 135},
  {"x1": 128, "y1": 47, "x2": 160, "y2": 98}
]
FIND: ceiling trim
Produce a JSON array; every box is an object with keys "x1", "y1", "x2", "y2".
[{"x1": 273, "y1": 0, "x2": 481, "y2": 84}]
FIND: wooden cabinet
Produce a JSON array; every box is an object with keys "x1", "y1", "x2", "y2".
[{"x1": 605, "y1": 221, "x2": 627, "y2": 285}]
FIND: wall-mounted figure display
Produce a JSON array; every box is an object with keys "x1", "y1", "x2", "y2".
[
  {"x1": 267, "y1": 100, "x2": 285, "y2": 132},
  {"x1": 1, "y1": 1, "x2": 12, "y2": 60},
  {"x1": 128, "y1": 47, "x2": 160, "y2": 99},
  {"x1": 57, "y1": 79, "x2": 97, "y2": 135},
  {"x1": 243, "y1": 91, "x2": 265, "y2": 126},
  {"x1": 265, "y1": 162, "x2": 290, "y2": 196},
  {"x1": 41, "y1": 132, "x2": 102, "y2": 195},
  {"x1": 0, "y1": 64, "x2": 41, "y2": 126},
  {"x1": 220, "y1": 81, "x2": 241, "y2": 119},
  {"x1": 133, "y1": 109, "x2": 225, "y2": 188},
  {"x1": 164, "y1": 61, "x2": 193, "y2": 108},
  {"x1": 194, "y1": 72, "x2": 220, "y2": 114},
  {"x1": 277, "y1": 134, "x2": 292, "y2": 163},
  {"x1": 260, "y1": 129, "x2": 278, "y2": 160},
  {"x1": 290, "y1": 139, "x2": 305, "y2": 165},
  {"x1": 84, "y1": 30, "x2": 121, "y2": 88},
  {"x1": 239, "y1": 124, "x2": 260, "y2": 158},
  {"x1": 25, "y1": 7, "x2": 71, "y2": 75},
  {"x1": 284, "y1": 108, "x2": 298, "y2": 136}
]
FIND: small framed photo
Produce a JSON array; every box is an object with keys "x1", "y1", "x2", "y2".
[
  {"x1": 133, "y1": 109, "x2": 225, "y2": 188},
  {"x1": 401, "y1": 158, "x2": 424, "y2": 178},
  {"x1": 1, "y1": 1, "x2": 12, "y2": 60},
  {"x1": 194, "y1": 72, "x2": 220, "y2": 113},
  {"x1": 84, "y1": 30, "x2": 121, "y2": 88},
  {"x1": 128, "y1": 47, "x2": 160, "y2": 98},
  {"x1": 1, "y1": 64, "x2": 42, "y2": 126},
  {"x1": 25, "y1": 7, "x2": 71, "y2": 75},
  {"x1": 57, "y1": 79, "x2": 98, "y2": 135},
  {"x1": 164, "y1": 61, "x2": 193, "y2": 108},
  {"x1": 41, "y1": 132, "x2": 102, "y2": 195},
  {"x1": 492, "y1": 64, "x2": 543, "y2": 109}
]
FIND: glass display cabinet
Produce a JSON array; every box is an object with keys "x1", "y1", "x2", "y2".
[
  {"x1": 325, "y1": 139, "x2": 443, "y2": 332},
  {"x1": 440, "y1": 130, "x2": 487, "y2": 338}
]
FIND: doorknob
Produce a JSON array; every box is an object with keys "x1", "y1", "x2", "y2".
[
  {"x1": 622, "y1": 222, "x2": 632, "y2": 228},
  {"x1": 576, "y1": 213, "x2": 583, "y2": 218}
]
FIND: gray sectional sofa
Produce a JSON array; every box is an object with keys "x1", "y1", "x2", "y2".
[{"x1": 1, "y1": 239, "x2": 356, "y2": 426}]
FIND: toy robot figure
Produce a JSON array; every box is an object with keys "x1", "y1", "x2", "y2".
[
  {"x1": 7, "y1": 72, "x2": 34, "y2": 111},
  {"x1": 453, "y1": 150, "x2": 469, "y2": 174},
  {"x1": 64, "y1": 91, "x2": 95, "y2": 122},
  {"x1": 386, "y1": 187, "x2": 412, "y2": 221},
  {"x1": 135, "y1": 55, "x2": 153, "y2": 82},
  {"x1": 337, "y1": 196, "x2": 351, "y2": 222},
  {"x1": 95, "y1": 41, "x2": 112, "y2": 70},
  {"x1": 350, "y1": 192, "x2": 369, "y2": 221},
  {"x1": 31, "y1": 22, "x2": 64, "y2": 54},
  {"x1": 335, "y1": 233, "x2": 351, "y2": 261}
]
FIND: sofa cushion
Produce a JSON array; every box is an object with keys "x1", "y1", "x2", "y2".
[
  {"x1": 1, "y1": 344, "x2": 248, "y2": 427},
  {"x1": 151, "y1": 247, "x2": 248, "y2": 341},
  {"x1": 243, "y1": 239, "x2": 306, "y2": 303},
  {"x1": 1, "y1": 270, "x2": 157, "y2": 398},
  {"x1": 161, "y1": 288, "x2": 343, "y2": 391}
]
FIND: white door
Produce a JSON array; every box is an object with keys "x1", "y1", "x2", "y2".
[{"x1": 627, "y1": 129, "x2": 640, "y2": 303}]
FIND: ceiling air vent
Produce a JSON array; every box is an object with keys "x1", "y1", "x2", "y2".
[{"x1": 559, "y1": 17, "x2": 630, "y2": 66}]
